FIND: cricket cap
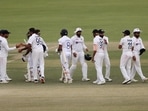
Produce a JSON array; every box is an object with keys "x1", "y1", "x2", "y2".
[
  {"x1": 133, "y1": 28, "x2": 141, "y2": 33},
  {"x1": 74, "y1": 27, "x2": 82, "y2": 33}
]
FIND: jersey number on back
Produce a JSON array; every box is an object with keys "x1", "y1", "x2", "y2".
[
  {"x1": 99, "y1": 40, "x2": 104, "y2": 49},
  {"x1": 36, "y1": 37, "x2": 41, "y2": 45},
  {"x1": 66, "y1": 42, "x2": 71, "y2": 49},
  {"x1": 127, "y1": 40, "x2": 132, "y2": 49}
]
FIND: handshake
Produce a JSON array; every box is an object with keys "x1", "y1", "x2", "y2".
[
  {"x1": 16, "y1": 43, "x2": 25, "y2": 48},
  {"x1": 15, "y1": 43, "x2": 27, "y2": 53}
]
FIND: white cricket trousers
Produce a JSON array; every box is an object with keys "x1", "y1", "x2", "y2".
[
  {"x1": 60, "y1": 52, "x2": 71, "y2": 79},
  {"x1": 70, "y1": 51, "x2": 88, "y2": 79},
  {"x1": 0, "y1": 57, "x2": 7, "y2": 80},
  {"x1": 120, "y1": 52, "x2": 132, "y2": 80},
  {"x1": 94, "y1": 52, "x2": 105, "y2": 82},
  {"x1": 27, "y1": 53, "x2": 33, "y2": 81},
  {"x1": 131, "y1": 53, "x2": 146, "y2": 80},
  {"x1": 31, "y1": 49, "x2": 44, "y2": 80},
  {"x1": 104, "y1": 53, "x2": 111, "y2": 79}
]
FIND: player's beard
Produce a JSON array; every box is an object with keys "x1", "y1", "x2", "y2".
[{"x1": 77, "y1": 34, "x2": 81, "y2": 37}]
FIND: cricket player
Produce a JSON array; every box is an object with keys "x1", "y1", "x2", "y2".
[
  {"x1": 92, "y1": 29, "x2": 106, "y2": 85},
  {"x1": 23, "y1": 30, "x2": 34, "y2": 82},
  {"x1": 22, "y1": 28, "x2": 48, "y2": 83},
  {"x1": 69, "y1": 27, "x2": 90, "y2": 81},
  {"x1": 98, "y1": 29, "x2": 112, "y2": 82},
  {"x1": 57, "y1": 29, "x2": 72, "y2": 83},
  {"x1": 35, "y1": 29, "x2": 49, "y2": 57},
  {"x1": 130, "y1": 28, "x2": 148, "y2": 82},
  {"x1": 0, "y1": 30, "x2": 21, "y2": 83},
  {"x1": 118, "y1": 30, "x2": 133, "y2": 84},
  {"x1": 19, "y1": 28, "x2": 45, "y2": 83},
  {"x1": 34, "y1": 29, "x2": 48, "y2": 82}
]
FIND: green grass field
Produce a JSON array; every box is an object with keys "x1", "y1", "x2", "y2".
[
  {"x1": 0, "y1": 0, "x2": 148, "y2": 111},
  {"x1": 0, "y1": 0, "x2": 148, "y2": 42}
]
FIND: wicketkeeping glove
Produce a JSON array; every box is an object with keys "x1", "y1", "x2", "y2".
[
  {"x1": 84, "y1": 54, "x2": 92, "y2": 61},
  {"x1": 42, "y1": 44, "x2": 46, "y2": 52},
  {"x1": 139, "y1": 48, "x2": 146, "y2": 55}
]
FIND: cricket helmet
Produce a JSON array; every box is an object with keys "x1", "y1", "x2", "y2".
[{"x1": 60, "y1": 29, "x2": 68, "y2": 36}]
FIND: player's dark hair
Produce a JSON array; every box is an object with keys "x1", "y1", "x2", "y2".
[
  {"x1": 0, "y1": 30, "x2": 10, "y2": 34},
  {"x1": 29, "y1": 27, "x2": 35, "y2": 33},
  {"x1": 123, "y1": 30, "x2": 130, "y2": 35},
  {"x1": 92, "y1": 29, "x2": 99, "y2": 34},
  {"x1": 34, "y1": 29, "x2": 40, "y2": 34}
]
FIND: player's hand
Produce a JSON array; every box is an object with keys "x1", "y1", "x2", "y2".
[
  {"x1": 132, "y1": 56, "x2": 136, "y2": 61},
  {"x1": 16, "y1": 44, "x2": 21, "y2": 48},
  {"x1": 104, "y1": 39, "x2": 107, "y2": 44},
  {"x1": 16, "y1": 43, "x2": 24, "y2": 48},
  {"x1": 86, "y1": 48, "x2": 89, "y2": 52},
  {"x1": 55, "y1": 48, "x2": 58, "y2": 53},
  {"x1": 91, "y1": 57, "x2": 95, "y2": 63},
  {"x1": 73, "y1": 52, "x2": 77, "y2": 57},
  {"x1": 18, "y1": 48, "x2": 22, "y2": 53}
]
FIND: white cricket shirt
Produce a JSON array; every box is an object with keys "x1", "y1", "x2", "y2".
[
  {"x1": 40, "y1": 37, "x2": 48, "y2": 51},
  {"x1": 71, "y1": 35, "x2": 87, "y2": 53},
  {"x1": 119, "y1": 35, "x2": 133, "y2": 53},
  {"x1": 132, "y1": 36, "x2": 145, "y2": 53},
  {"x1": 58, "y1": 35, "x2": 72, "y2": 53},
  {"x1": 93, "y1": 35, "x2": 104, "y2": 53},
  {"x1": 102, "y1": 36, "x2": 109, "y2": 55},
  {"x1": 27, "y1": 33, "x2": 43, "y2": 51},
  {"x1": 0, "y1": 36, "x2": 16, "y2": 57}
]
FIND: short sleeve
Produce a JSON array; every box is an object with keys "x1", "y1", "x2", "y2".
[
  {"x1": 58, "y1": 38, "x2": 62, "y2": 45},
  {"x1": 119, "y1": 38, "x2": 123, "y2": 45},
  {"x1": 93, "y1": 37, "x2": 97, "y2": 45},
  {"x1": 27, "y1": 36, "x2": 34, "y2": 44}
]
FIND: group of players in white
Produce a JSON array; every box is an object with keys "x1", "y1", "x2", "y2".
[
  {"x1": 19, "y1": 28, "x2": 49, "y2": 84},
  {"x1": 0, "y1": 27, "x2": 147, "y2": 85},
  {"x1": 57, "y1": 28, "x2": 112, "y2": 84},
  {"x1": 118, "y1": 28, "x2": 147, "y2": 84},
  {"x1": 0, "y1": 28, "x2": 48, "y2": 83},
  {"x1": 57, "y1": 27, "x2": 147, "y2": 85}
]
